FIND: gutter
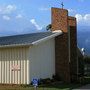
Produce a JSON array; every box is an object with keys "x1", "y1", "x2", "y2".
[
  {"x1": 31, "y1": 30, "x2": 62, "y2": 45},
  {"x1": 0, "y1": 44, "x2": 33, "y2": 48}
]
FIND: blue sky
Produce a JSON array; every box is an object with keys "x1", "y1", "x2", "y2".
[{"x1": 0, "y1": 0, "x2": 90, "y2": 36}]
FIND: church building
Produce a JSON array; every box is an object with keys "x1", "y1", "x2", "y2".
[{"x1": 0, "y1": 7, "x2": 78, "y2": 84}]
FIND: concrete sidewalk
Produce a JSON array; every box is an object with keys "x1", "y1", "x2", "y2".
[{"x1": 73, "y1": 84, "x2": 90, "y2": 90}]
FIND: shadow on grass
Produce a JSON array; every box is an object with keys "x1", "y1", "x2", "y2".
[
  {"x1": 0, "y1": 82, "x2": 87, "y2": 90},
  {"x1": 38, "y1": 83, "x2": 83, "y2": 90}
]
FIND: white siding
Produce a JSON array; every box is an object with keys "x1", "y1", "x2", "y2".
[
  {"x1": 0, "y1": 38, "x2": 55, "y2": 84},
  {"x1": 29, "y1": 38, "x2": 55, "y2": 81},
  {"x1": 0, "y1": 47, "x2": 29, "y2": 84}
]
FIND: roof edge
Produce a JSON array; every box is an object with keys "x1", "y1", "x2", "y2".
[
  {"x1": 0, "y1": 43, "x2": 33, "y2": 48},
  {"x1": 32, "y1": 30, "x2": 62, "y2": 45}
]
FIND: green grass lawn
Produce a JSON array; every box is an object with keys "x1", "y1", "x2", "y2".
[{"x1": 0, "y1": 83, "x2": 82, "y2": 90}]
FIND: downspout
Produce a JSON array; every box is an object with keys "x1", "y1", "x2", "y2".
[
  {"x1": 68, "y1": 26, "x2": 71, "y2": 63},
  {"x1": 68, "y1": 26, "x2": 71, "y2": 82},
  {"x1": 76, "y1": 21, "x2": 79, "y2": 81},
  {"x1": 77, "y1": 45, "x2": 79, "y2": 81}
]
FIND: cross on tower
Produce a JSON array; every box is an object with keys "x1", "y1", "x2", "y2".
[{"x1": 61, "y1": 2, "x2": 64, "y2": 9}]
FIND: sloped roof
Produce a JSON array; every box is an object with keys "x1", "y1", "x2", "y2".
[{"x1": 0, "y1": 31, "x2": 62, "y2": 47}]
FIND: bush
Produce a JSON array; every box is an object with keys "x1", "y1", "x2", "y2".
[
  {"x1": 52, "y1": 74, "x2": 61, "y2": 81},
  {"x1": 78, "y1": 57, "x2": 84, "y2": 76},
  {"x1": 84, "y1": 56, "x2": 90, "y2": 64},
  {"x1": 39, "y1": 78, "x2": 52, "y2": 84}
]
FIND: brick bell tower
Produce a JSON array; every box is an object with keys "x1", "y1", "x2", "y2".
[{"x1": 51, "y1": 7, "x2": 78, "y2": 83}]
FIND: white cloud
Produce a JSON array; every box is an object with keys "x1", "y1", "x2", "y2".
[
  {"x1": 68, "y1": 9, "x2": 76, "y2": 13},
  {"x1": 3, "y1": 15, "x2": 10, "y2": 20},
  {"x1": 6, "y1": 5, "x2": 16, "y2": 13},
  {"x1": 0, "y1": 4, "x2": 17, "y2": 14},
  {"x1": 16, "y1": 14, "x2": 23, "y2": 19},
  {"x1": 30, "y1": 19, "x2": 42, "y2": 30},
  {"x1": 75, "y1": 14, "x2": 90, "y2": 26},
  {"x1": 75, "y1": 14, "x2": 83, "y2": 22},
  {"x1": 84, "y1": 14, "x2": 90, "y2": 20},
  {"x1": 39, "y1": 7, "x2": 50, "y2": 11}
]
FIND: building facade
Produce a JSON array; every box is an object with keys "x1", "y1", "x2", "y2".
[
  {"x1": 0, "y1": 31, "x2": 62, "y2": 84},
  {"x1": 0, "y1": 7, "x2": 78, "y2": 84}
]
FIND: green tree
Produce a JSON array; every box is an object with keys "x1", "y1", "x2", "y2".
[{"x1": 46, "y1": 24, "x2": 52, "y2": 31}]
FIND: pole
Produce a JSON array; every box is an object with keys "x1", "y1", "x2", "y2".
[{"x1": 34, "y1": 86, "x2": 37, "y2": 90}]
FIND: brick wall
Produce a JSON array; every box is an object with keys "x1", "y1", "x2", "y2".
[
  {"x1": 51, "y1": 7, "x2": 78, "y2": 83},
  {"x1": 55, "y1": 34, "x2": 71, "y2": 82},
  {"x1": 51, "y1": 7, "x2": 71, "y2": 82},
  {"x1": 68, "y1": 17, "x2": 78, "y2": 82},
  {"x1": 51, "y1": 7, "x2": 68, "y2": 33}
]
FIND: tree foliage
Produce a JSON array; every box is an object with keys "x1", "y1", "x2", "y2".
[
  {"x1": 84, "y1": 56, "x2": 90, "y2": 64},
  {"x1": 46, "y1": 24, "x2": 52, "y2": 31}
]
